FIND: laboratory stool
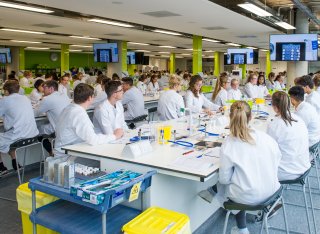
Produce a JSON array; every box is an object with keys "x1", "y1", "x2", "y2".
[
  {"x1": 222, "y1": 186, "x2": 288, "y2": 234},
  {"x1": 280, "y1": 167, "x2": 317, "y2": 234},
  {"x1": 39, "y1": 132, "x2": 56, "y2": 176},
  {"x1": 148, "y1": 107, "x2": 158, "y2": 121},
  {"x1": 9, "y1": 136, "x2": 41, "y2": 184},
  {"x1": 309, "y1": 141, "x2": 320, "y2": 190},
  {"x1": 125, "y1": 114, "x2": 148, "y2": 129}
]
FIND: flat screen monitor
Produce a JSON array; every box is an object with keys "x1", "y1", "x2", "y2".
[
  {"x1": 93, "y1": 43, "x2": 119, "y2": 63},
  {"x1": 143, "y1": 56, "x2": 149, "y2": 65},
  {"x1": 226, "y1": 48, "x2": 258, "y2": 64},
  {"x1": 135, "y1": 52, "x2": 144, "y2": 64},
  {"x1": 127, "y1": 51, "x2": 136, "y2": 64},
  {"x1": 0, "y1": 48, "x2": 12, "y2": 64},
  {"x1": 270, "y1": 34, "x2": 318, "y2": 61}
]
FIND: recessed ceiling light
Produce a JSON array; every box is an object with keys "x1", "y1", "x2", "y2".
[
  {"x1": 159, "y1": 51, "x2": 170, "y2": 54},
  {"x1": 204, "y1": 50, "x2": 215, "y2": 53},
  {"x1": 70, "y1": 44, "x2": 92, "y2": 48},
  {"x1": 238, "y1": 3, "x2": 272, "y2": 17},
  {"x1": 153, "y1": 29, "x2": 182, "y2": 36},
  {"x1": 203, "y1": 38, "x2": 220, "y2": 43},
  {"x1": 69, "y1": 49, "x2": 82, "y2": 52},
  {"x1": 175, "y1": 56, "x2": 184, "y2": 58},
  {"x1": 88, "y1": 19, "x2": 134, "y2": 28},
  {"x1": 275, "y1": 22, "x2": 296, "y2": 30},
  {"x1": 26, "y1": 47, "x2": 50, "y2": 50},
  {"x1": 158, "y1": 45, "x2": 176, "y2": 48},
  {"x1": 1, "y1": 28, "x2": 46, "y2": 34},
  {"x1": 10, "y1": 40, "x2": 41, "y2": 44},
  {"x1": 226, "y1": 42, "x2": 241, "y2": 47},
  {"x1": 160, "y1": 55, "x2": 170, "y2": 57},
  {"x1": 181, "y1": 53, "x2": 191, "y2": 56},
  {"x1": 135, "y1": 50, "x2": 150, "y2": 52},
  {"x1": 0, "y1": 1, "x2": 54, "y2": 13},
  {"x1": 246, "y1": 46, "x2": 257, "y2": 49},
  {"x1": 69, "y1": 36, "x2": 101, "y2": 40},
  {"x1": 260, "y1": 49, "x2": 268, "y2": 52},
  {"x1": 184, "y1": 48, "x2": 193, "y2": 51},
  {"x1": 128, "y1": 42, "x2": 150, "y2": 46}
]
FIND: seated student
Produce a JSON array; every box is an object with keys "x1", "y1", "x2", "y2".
[
  {"x1": 121, "y1": 77, "x2": 146, "y2": 120},
  {"x1": 58, "y1": 75, "x2": 70, "y2": 98},
  {"x1": 93, "y1": 81, "x2": 127, "y2": 135},
  {"x1": 266, "y1": 72, "x2": 276, "y2": 90},
  {"x1": 314, "y1": 74, "x2": 320, "y2": 95},
  {"x1": 212, "y1": 74, "x2": 229, "y2": 106},
  {"x1": 199, "y1": 101, "x2": 281, "y2": 234},
  {"x1": 267, "y1": 91, "x2": 310, "y2": 181},
  {"x1": 227, "y1": 79, "x2": 242, "y2": 100},
  {"x1": 94, "y1": 74, "x2": 104, "y2": 97},
  {"x1": 147, "y1": 74, "x2": 160, "y2": 93},
  {"x1": 288, "y1": 86, "x2": 320, "y2": 152},
  {"x1": 136, "y1": 74, "x2": 148, "y2": 95},
  {"x1": 90, "y1": 77, "x2": 110, "y2": 109},
  {"x1": 20, "y1": 70, "x2": 33, "y2": 88},
  {"x1": 0, "y1": 80, "x2": 39, "y2": 174},
  {"x1": 296, "y1": 75, "x2": 320, "y2": 115},
  {"x1": 29, "y1": 79, "x2": 44, "y2": 106},
  {"x1": 54, "y1": 84, "x2": 123, "y2": 157},
  {"x1": 274, "y1": 74, "x2": 285, "y2": 90},
  {"x1": 181, "y1": 73, "x2": 191, "y2": 89},
  {"x1": 185, "y1": 75, "x2": 220, "y2": 114},
  {"x1": 257, "y1": 75, "x2": 270, "y2": 98},
  {"x1": 244, "y1": 74, "x2": 259, "y2": 98},
  {"x1": 72, "y1": 73, "x2": 83, "y2": 89},
  {"x1": 7, "y1": 75, "x2": 25, "y2": 95},
  {"x1": 44, "y1": 73, "x2": 53, "y2": 81},
  {"x1": 157, "y1": 75, "x2": 185, "y2": 121},
  {"x1": 112, "y1": 73, "x2": 120, "y2": 81}
]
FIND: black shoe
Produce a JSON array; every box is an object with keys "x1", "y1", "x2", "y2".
[
  {"x1": 0, "y1": 162, "x2": 8, "y2": 176},
  {"x1": 11, "y1": 159, "x2": 22, "y2": 171}
]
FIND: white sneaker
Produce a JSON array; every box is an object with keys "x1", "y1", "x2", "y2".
[
  {"x1": 230, "y1": 226, "x2": 250, "y2": 234},
  {"x1": 198, "y1": 189, "x2": 214, "y2": 203}
]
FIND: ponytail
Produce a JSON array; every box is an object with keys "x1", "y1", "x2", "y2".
[
  {"x1": 272, "y1": 91, "x2": 297, "y2": 126},
  {"x1": 230, "y1": 101, "x2": 255, "y2": 144},
  {"x1": 212, "y1": 75, "x2": 228, "y2": 101}
]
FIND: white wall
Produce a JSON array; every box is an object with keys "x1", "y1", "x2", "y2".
[
  {"x1": 175, "y1": 58, "x2": 187, "y2": 71},
  {"x1": 144, "y1": 57, "x2": 168, "y2": 71}
]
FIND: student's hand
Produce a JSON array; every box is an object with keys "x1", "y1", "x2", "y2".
[
  {"x1": 204, "y1": 109, "x2": 214, "y2": 116},
  {"x1": 114, "y1": 128, "x2": 124, "y2": 139}
]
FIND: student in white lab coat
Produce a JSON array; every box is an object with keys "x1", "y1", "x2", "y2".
[
  {"x1": 266, "y1": 72, "x2": 276, "y2": 90},
  {"x1": 212, "y1": 74, "x2": 229, "y2": 106},
  {"x1": 136, "y1": 74, "x2": 148, "y2": 95},
  {"x1": 273, "y1": 74, "x2": 285, "y2": 90},
  {"x1": 6, "y1": 74, "x2": 25, "y2": 95},
  {"x1": 72, "y1": 73, "x2": 84, "y2": 89},
  {"x1": 296, "y1": 75, "x2": 320, "y2": 115},
  {"x1": 90, "y1": 77, "x2": 110, "y2": 109},
  {"x1": 122, "y1": 77, "x2": 146, "y2": 120},
  {"x1": 199, "y1": 101, "x2": 281, "y2": 234},
  {"x1": 185, "y1": 75, "x2": 221, "y2": 114},
  {"x1": 54, "y1": 84, "x2": 124, "y2": 157},
  {"x1": 147, "y1": 74, "x2": 160, "y2": 93},
  {"x1": 157, "y1": 75, "x2": 185, "y2": 121},
  {"x1": 58, "y1": 75, "x2": 70, "y2": 98},
  {"x1": 314, "y1": 74, "x2": 320, "y2": 96},
  {"x1": 0, "y1": 80, "x2": 39, "y2": 174},
  {"x1": 244, "y1": 74, "x2": 259, "y2": 98},
  {"x1": 267, "y1": 91, "x2": 310, "y2": 181},
  {"x1": 94, "y1": 75, "x2": 105, "y2": 97},
  {"x1": 227, "y1": 79, "x2": 242, "y2": 100},
  {"x1": 257, "y1": 75, "x2": 271, "y2": 98},
  {"x1": 29, "y1": 79, "x2": 44, "y2": 107},
  {"x1": 19, "y1": 70, "x2": 33, "y2": 88},
  {"x1": 288, "y1": 86, "x2": 320, "y2": 152},
  {"x1": 181, "y1": 73, "x2": 191, "y2": 89},
  {"x1": 93, "y1": 80, "x2": 127, "y2": 135}
]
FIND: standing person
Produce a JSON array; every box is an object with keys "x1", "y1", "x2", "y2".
[
  {"x1": 266, "y1": 72, "x2": 276, "y2": 90},
  {"x1": 274, "y1": 74, "x2": 285, "y2": 90},
  {"x1": 157, "y1": 75, "x2": 185, "y2": 121},
  {"x1": 54, "y1": 84, "x2": 123, "y2": 157},
  {"x1": 136, "y1": 74, "x2": 148, "y2": 95},
  {"x1": 256, "y1": 75, "x2": 270, "y2": 98},
  {"x1": 184, "y1": 75, "x2": 220, "y2": 114},
  {"x1": 20, "y1": 71, "x2": 33, "y2": 88},
  {"x1": 244, "y1": 74, "x2": 259, "y2": 98},
  {"x1": 58, "y1": 75, "x2": 70, "y2": 98},
  {"x1": 212, "y1": 75, "x2": 229, "y2": 106},
  {"x1": 267, "y1": 91, "x2": 310, "y2": 181},
  {"x1": 29, "y1": 79, "x2": 44, "y2": 106},
  {"x1": 199, "y1": 101, "x2": 281, "y2": 234},
  {"x1": 313, "y1": 74, "x2": 320, "y2": 95},
  {"x1": 147, "y1": 74, "x2": 160, "y2": 93},
  {"x1": 227, "y1": 79, "x2": 242, "y2": 100},
  {"x1": 0, "y1": 80, "x2": 39, "y2": 174}
]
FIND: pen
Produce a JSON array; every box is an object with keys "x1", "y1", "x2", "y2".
[
  {"x1": 196, "y1": 154, "x2": 203, "y2": 158},
  {"x1": 182, "y1": 150, "x2": 194, "y2": 155}
]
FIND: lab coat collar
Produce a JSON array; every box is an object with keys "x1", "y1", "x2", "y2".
[{"x1": 296, "y1": 101, "x2": 305, "y2": 112}]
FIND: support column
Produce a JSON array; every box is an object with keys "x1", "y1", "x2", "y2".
[
  {"x1": 61, "y1": 44, "x2": 69, "y2": 75},
  {"x1": 239, "y1": 64, "x2": 246, "y2": 80},
  {"x1": 170, "y1": 53, "x2": 175, "y2": 74},
  {"x1": 19, "y1": 47, "x2": 25, "y2": 71},
  {"x1": 214, "y1": 52, "x2": 220, "y2": 77},
  {"x1": 128, "y1": 64, "x2": 137, "y2": 76},
  {"x1": 121, "y1": 41, "x2": 127, "y2": 72},
  {"x1": 265, "y1": 50, "x2": 272, "y2": 76},
  {"x1": 192, "y1": 35, "x2": 202, "y2": 75}
]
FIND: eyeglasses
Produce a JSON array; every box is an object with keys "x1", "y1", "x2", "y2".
[{"x1": 115, "y1": 89, "x2": 123, "y2": 93}]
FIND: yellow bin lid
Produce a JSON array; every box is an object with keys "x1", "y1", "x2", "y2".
[{"x1": 123, "y1": 206, "x2": 190, "y2": 234}]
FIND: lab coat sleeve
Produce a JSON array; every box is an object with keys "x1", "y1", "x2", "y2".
[
  {"x1": 0, "y1": 99, "x2": 5, "y2": 117},
  {"x1": 245, "y1": 84, "x2": 253, "y2": 98},
  {"x1": 177, "y1": 96, "x2": 185, "y2": 118},
  {"x1": 266, "y1": 121, "x2": 279, "y2": 142},
  {"x1": 221, "y1": 90, "x2": 228, "y2": 106},
  {"x1": 219, "y1": 147, "x2": 234, "y2": 185},
  {"x1": 203, "y1": 94, "x2": 220, "y2": 111},
  {"x1": 121, "y1": 92, "x2": 130, "y2": 106},
  {"x1": 34, "y1": 98, "x2": 49, "y2": 117},
  {"x1": 93, "y1": 107, "x2": 113, "y2": 135},
  {"x1": 184, "y1": 92, "x2": 193, "y2": 109},
  {"x1": 263, "y1": 86, "x2": 269, "y2": 96}
]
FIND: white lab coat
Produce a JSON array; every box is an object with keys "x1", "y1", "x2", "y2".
[
  {"x1": 158, "y1": 76, "x2": 169, "y2": 88},
  {"x1": 274, "y1": 81, "x2": 285, "y2": 90},
  {"x1": 90, "y1": 91, "x2": 108, "y2": 109},
  {"x1": 58, "y1": 84, "x2": 69, "y2": 97},
  {"x1": 73, "y1": 80, "x2": 83, "y2": 89},
  {"x1": 213, "y1": 88, "x2": 228, "y2": 106},
  {"x1": 54, "y1": 103, "x2": 116, "y2": 157},
  {"x1": 20, "y1": 77, "x2": 31, "y2": 87},
  {"x1": 122, "y1": 87, "x2": 146, "y2": 120},
  {"x1": 257, "y1": 85, "x2": 269, "y2": 98},
  {"x1": 34, "y1": 91, "x2": 71, "y2": 135},
  {"x1": 94, "y1": 84, "x2": 103, "y2": 97},
  {"x1": 227, "y1": 88, "x2": 242, "y2": 100},
  {"x1": 181, "y1": 79, "x2": 189, "y2": 89},
  {"x1": 184, "y1": 90, "x2": 220, "y2": 113},
  {"x1": 136, "y1": 81, "x2": 147, "y2": 95},
  {"x1": 295, "y1": 101, "x2": 320, "y2": 147},
  {"x1": 267, "y1": 114, "x2": 311, "y2": 181},
  {"x1": 316, "y1": 87, "x2": 320, "y2": 96},
  {"x1": 244, "y1": 83, "x2": 259, "y2": 98},
  {"x1": 157, "y1": 90, "x2": 185, "y2": 121},
  {"x1": 147, "y1": 82, "x2": 160, "y2": 93},
  {"x1": 29, "y1": 89, "x2": 42, "y2": 106},
  {"x1": 266, "y1": 80, "x2": 275, "y2": 90},
  {"x1": 0, "y1": 94, "x2": 39, "y2": 153},
  {"x1": 218, "y1": 129, "x2": 281, "y2": 205},
  {"x1": 93, "y1": 100, "x2": 127, "y2": 135},
  {"x1": 305, "y1": 91, "x2": 320, "y2": 116}
]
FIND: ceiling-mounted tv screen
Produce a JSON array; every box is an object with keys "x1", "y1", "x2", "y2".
[
  {"x1": 0, "y1": 48, "x2": 12, "y2": 64},
  {"x1": 143, "y1": 56, "x2": 149, "y2": 65},
  {"x1": 226, "y1": 48, "x2": 258, "y2": 64},
  {"x1": 270, "y1": 34, "x2": 318, "y2": 61},
  {"x1": 93, "y1": 43, "x2": 119, "y2": 63},
  {"x1": 127, "y1": 51, "x2": 136, "y2": 65}
]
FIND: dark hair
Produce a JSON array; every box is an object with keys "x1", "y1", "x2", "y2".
[
  {"x1": 288, "y1": 86, "x2": 304, "y2": 102},
  {"x1": 296, "y1": 75, "x2": 314, "y2": 89},
  {"x1": 246, "y1": 73, "x2": 257, "y2": 83},
  {"x1": 3, "y1": 80, "x2": 20, "y2": 94},
  {"x1": 150, "y1": 74, "x2": 158, "y2": 84},
  {"x1": 112, "y1": 73, "x2": 120, "y2": 80},
  {"x1": 122, "y1": 77, "x2": 133, "y2": 86},
  {"x1": 97, "y1": 70, "x2": 103, "y2": 76},
  {"x1": 313, "y1": 74, "x2": 320, "y2": 87},
  {"x1": 275, "y1": 74, "x2": 282, "y2": 82},
  {"x1": 188, "y1": 75, "x2": 203, "y2": 98},
  {"x1": 272, "y1": 91, "x2": 296, "y2": 126},
  {"x1": 43, "y1": 80, "x2": 59, "y2": 91},
  {"x1": 34, "y1": 79, "x2": 44, "y2": 91},
  {"x1": 74, "y1": 83, "x2": 94, "y2": 104},
  {"x1": 101, "y1": 77, "x2": 111, "y2": 86},
  {"x1": 45, "y1": 73, "x2": 52, "y2": 79},
  {"x1": 257, "y1": 75, "x2": 266, "y2": 86},
  {"x1": 139, "y1": 74, "x2": 147, "y2": 82},
  {"x1": 59, "y1": 75, "x2": 69, "y2": 82},
  {"x1": 8, "y1": 74, "x2": 15, "y2": 80},
  {"x1": 105, "y1": 80, "x2": 122, "y2": 98}
]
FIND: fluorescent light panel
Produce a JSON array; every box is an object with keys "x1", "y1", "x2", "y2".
[
  {"x1": 181, "y1": 53, "x2": 191, "y2": 56},
  {"x1": 226, "y1": 42, "x2": 241, "y2": 47},
  {"x1": 275, "y1": 22, "x2": 296, "y2": 30},
  {"x1": 159, "y1": 51, "x2": 170, "y2": 54},
  {"x1": 10, "y1": 40, "x2": 41, "y2": 44},
  {"x1": 203, "y1": 38, "x2": 220, "y2": 43},
  {"x1": 69, "y1": 49, "x2": 82, "y2": 52},
  {"x1": 238, "y1": 3, "x2": 272, "y2": 17},
  {"x1": 158, "y1": 45, "x2": 176, "y2": 48},
  {"x1": 184, "y1": 48, "x2": 193, "y2": 51},
  {"x1": 204, "y1": 50, "x2": 215, "y2": 52},
  {"x1": 0, "y1": 1, "x2": 54, "y2": 13},
  {"x1": 246, "y1": 46, "x2": 257, "y2": 49},
  {"x1": 88, "y1": 18, "x2": 134, "y2": 28},
  {"x1": 135, "y1": 50, "x2": 150, "y2": 52},
  {"x1": 70, "y1": 44, "x2": 92, "y2": 48},
  {"x1": 70, "y1": 35, "x2": 101, "y2": 40},
  {"x1": 260, "y1": 49, "x2": 268, "y2": 52},
  {"x1": 128, "y1": 42, "x2": 150, "y2": 46},
  {"x1": 26, "y1": 47, "x2": 49, "y2": 50},
  {"x1": 153, "y1": 29, "x2": 182, "y2": 36},
  {"x1": 1, "y1": 28, "x2": 45, "y2": 34}
]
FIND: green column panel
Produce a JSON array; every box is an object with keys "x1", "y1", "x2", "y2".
[
  {"x1": 122, "y1": 41, "x2": 127, "y2": 72},
  {"x1": 265, "y1": 50, "x2": 271, "y2": 76},
  {"x1": 170, "y1": 53, "x2": 175, "y2": 74},
  {"x1": 128, "y1": 64, "x2": 136, "y2": 76},
  {"x1": 19, "y1": 47, "x2": 25, "y2": 71},
  {"x1": 214, "y1": 52, "x2": 220, "y2": 77},
  {"x1": 239, "y1": 64, "x2": 246, "y2": 80},
  {"x1": 192, "y1": 35, "x2": 202, "y2": 75},
  {"x1": 61, "y1": 44, "x2": 69, "y2": 75}
]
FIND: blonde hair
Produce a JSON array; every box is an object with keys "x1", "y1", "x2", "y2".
[
  {"x1": 169, "y1": 75, "x2": 181, "y2": 89},
  {"x1": 212, "y1": 74, "x2": 228, "y2": 101},
  {"x1": 229, "y1": 101, "x2": 255, "y2": 144}
]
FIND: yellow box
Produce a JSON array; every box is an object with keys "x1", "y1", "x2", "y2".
[
  {"x1": 122, "y1": 207, "x2": 191, "y2": 234},
  {"x1": 255, "y1": 98, "x2": 265, "y2": 105},
  {"x1": 157, "y1": 126, "x2": 172, "y2": 144},
  {"x1": 16, "y1": 183, "x2": 59, "y2": 234}
]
